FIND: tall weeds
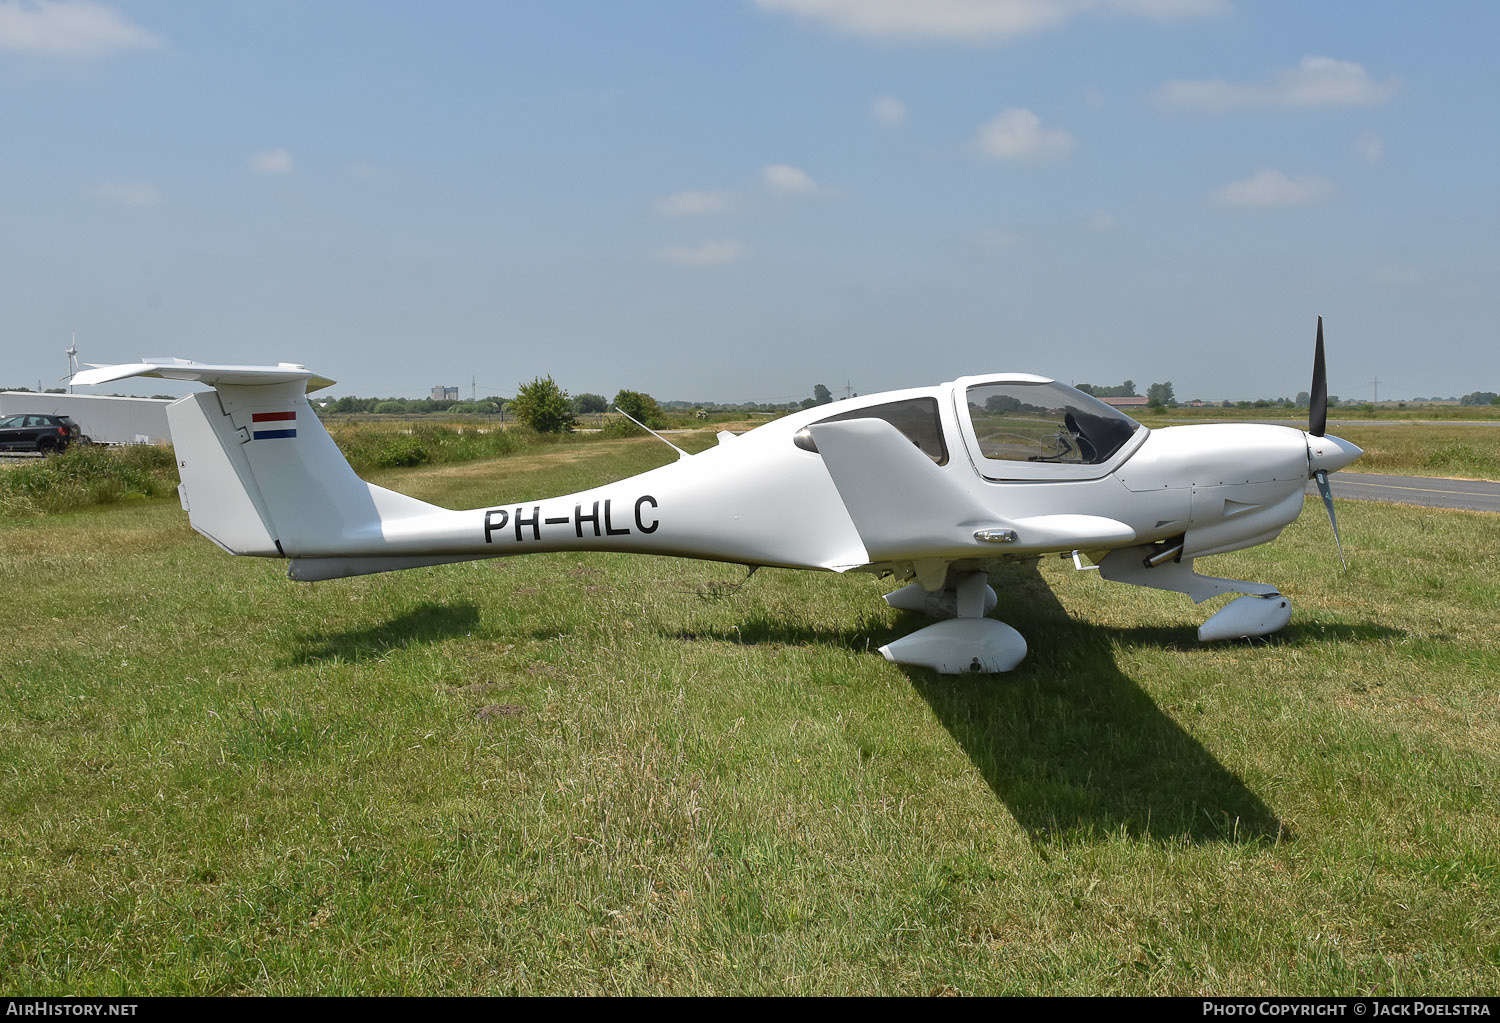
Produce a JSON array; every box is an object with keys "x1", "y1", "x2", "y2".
[
  {"x1": 0, "y1": 422, "x2": 583, "y2": 519},
  {"x1": 0, "y1": 445, "x2": 180, "y2": 518}
]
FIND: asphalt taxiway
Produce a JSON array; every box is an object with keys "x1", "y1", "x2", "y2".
[{"x1": 1312, "y1": 472, "x2": 1500, "y2": 514}]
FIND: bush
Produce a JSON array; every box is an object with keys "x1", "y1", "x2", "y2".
[
  {"x1": 0, "y1": 445, "x2": 179, "y2": 518},
  {"x1": 323, "y1": 422, "x2": 538, "y2": 474},
  {"x1": 511, "y1": 377, "x2": 577, "y2": 434},
  {"x1": 2, "y1": 420, "x2": 586, "y2": 519},
  {"x1": 613, "y1": 390, "x2": 665, "y2": 428},
  {"x1": 374, "y1": 435, "x2": 431, "y2": 468}
]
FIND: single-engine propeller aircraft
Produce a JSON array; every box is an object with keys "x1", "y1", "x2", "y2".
[{"x1": 75, "y1": 319, "x2": 1360, "y2": 674}]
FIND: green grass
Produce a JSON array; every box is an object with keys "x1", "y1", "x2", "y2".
[
  {"x1": 1131, "y1": 416, "x2": 1500, "y2": 481},
  {"x1": 323, "y1": 420, "x2": 585, "y2": 474},
  {"x1": 0, "y1": 444, "x2": 180, "y2": 518},
  {"x1": 0, "y1": 423, "x2": 609, "y2": 521},
  {"x1": 1322, "y1": 426, "x2": 1500, "y2": 480},
  {"x1": 1141, "y1": 404, "x2": 1500, "y2": 424},
  {"x1": 2, "y1": 436, "x2": 1499, "y2": 994}
]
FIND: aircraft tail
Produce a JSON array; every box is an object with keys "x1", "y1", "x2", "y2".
[{"x1": 72, "y1": 359, "x2": 441, "y2": 560}]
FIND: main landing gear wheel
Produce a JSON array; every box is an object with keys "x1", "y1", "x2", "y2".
[{"x1": 879, "y1": 569, "x2": 1027, "y2": 674}]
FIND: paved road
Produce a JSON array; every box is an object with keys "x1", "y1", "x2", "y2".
[
  {"x1": 1311, "y1": 472, "x2": 1500, "y2": 513},
  {"x1": 1172, "y1": 418, "x2": 1500, "y2": 428}
]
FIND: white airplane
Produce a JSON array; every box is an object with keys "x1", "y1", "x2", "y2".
[{"x1": 74, "y1": 319, "x2": 1360, "y2": 674}]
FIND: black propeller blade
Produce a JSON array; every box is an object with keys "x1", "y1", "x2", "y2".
[
  {"x1": 1309, "y1": 315, "x2": 1327, "y2": 438},
  {"x1": 1308, "y1": 316, "x2": 1345, "y2": 570}
]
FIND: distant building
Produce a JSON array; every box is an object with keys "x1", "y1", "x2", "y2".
[
  {"x1": 0, "y1": 392, "x2": 171, "y2": 445},
  {"x1": 430, "y1": 386, "x2": 460, "y2": 401},
  {"x1": 1100, "y1": 395, "x2": 1149, "y2": 408}
]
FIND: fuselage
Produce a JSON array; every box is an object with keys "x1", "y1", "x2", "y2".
[{"x1": 342, "y1": 376, "x2": 1362, "y2": 577}]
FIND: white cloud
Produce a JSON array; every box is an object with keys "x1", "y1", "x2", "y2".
[
  {"x1": 0, "y1": 1, "x2": 160, "y2": 56},
  {"x1": 87, "y1": 181, "x2": 161, "y2": 206},
  {"x1": 974, "y1": 108, "x2": 1074, "y2": 163},
  {"x1": 251, "y1": 149, "x2": 294, "y2": 174},
  {"x1": 872, "y1": 96, "x2": 907, "y2": 124},
  {"x1": 653, "y1": 190, "x2": 738, "y2": 216},
  {"x1": 1355, "y1": 132, "x2": 1383, "y2": 165},
  {"x1": 652, "y1": 240, "x2": 750, "y2": 265},
  {"x1": 1215, "y1": 168, "x2": 1334, "y2": 207},
  {"x1": 1085, "y1": 211, "x2": 1116, "y2": 231},
  {"x1": 751, "y1": 0, "x2": 1226, "y2": 43},
  {"x1": 1157, "y1": 56, "x2": 1400, "y2": 110},
  {"x1": 762, "y1": 163, "x2": 822, "y2": 194},
  {"x1": 1111, "y1": 0, "x2": 1228, "y2": 16}
]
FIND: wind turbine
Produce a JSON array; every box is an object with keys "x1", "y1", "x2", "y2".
[{"x1": 65, "y1": 335, "x2": 80, "y2": 394}]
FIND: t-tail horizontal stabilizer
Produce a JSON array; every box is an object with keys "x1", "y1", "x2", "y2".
[
  {"x1": 71, "y1": 358, "x2": 336, "y2": 392},
  {"x1": 74, "y1": 359, "x2": 444, "y2": 563}
]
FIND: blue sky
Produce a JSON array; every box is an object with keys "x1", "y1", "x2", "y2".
[{"x1": 3, "y1": 1, "x2": 1496, "y2": 403}]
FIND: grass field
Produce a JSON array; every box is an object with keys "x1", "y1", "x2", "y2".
[
  {"x1": 1330, "y1": 425, "x2": 1500, "y2": 480},
  {"x1": 3, "y1": 435, "x2": 1499, "y2": 994},
  {"x1": 1139, "y1": 405, "x2": 1500, "y2": 424},
  {"x1": 1134, "y1": 410, "x2": 1500, "y2": 481}
]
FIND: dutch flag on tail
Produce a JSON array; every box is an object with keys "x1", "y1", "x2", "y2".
[{"x1": 252, "y1": 411, "x2": 297, "y2": 440}]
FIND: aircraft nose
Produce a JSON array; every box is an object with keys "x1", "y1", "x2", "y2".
[{"x1": 1306, "y1": 433, "x2": 1363, "y2": 475}]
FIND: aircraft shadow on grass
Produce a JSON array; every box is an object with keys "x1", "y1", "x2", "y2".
[
  {"x1": 901, "y1": 560, "x2": 1283, "y2": 847},
  {"x1": 287, "y1": 567, "x2": 1396, "y2": 845},
  {"x1": 673, "y1": 560, "x2": 1396, "y2": 847},
  {"x1": 285, "y1": 601, "x2": 480, "y2": 665}
]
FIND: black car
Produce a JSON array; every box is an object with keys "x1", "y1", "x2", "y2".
[{"x1": 0, "y1": 413, "x2": 79, "y2": 454}]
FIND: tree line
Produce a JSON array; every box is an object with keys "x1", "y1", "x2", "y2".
[
  {"x1": 497, "y1": 379, "x2": 673, "y2": 434},
  {"x1": 1076, "y1": 380, "x2": 1178, "y2": 407},
  {"x1": 296, "y1": 375, "x2": 1500, "y2": 435},
  {"x1": 310, "y1": 381, "x2": 833, "y2": 432}
]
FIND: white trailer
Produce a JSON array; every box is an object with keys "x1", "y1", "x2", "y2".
[{"x1": 0, "y1": 392, "x2": 171, "y2": 445}]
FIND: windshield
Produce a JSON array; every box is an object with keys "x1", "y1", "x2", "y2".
[{"x1": 965, "y1": 381, "x2": 1141, "y2": 465}]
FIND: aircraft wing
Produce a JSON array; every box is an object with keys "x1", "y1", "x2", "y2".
[{"x1": 806, "y1": 417, "x2": 1134, "y2": 562}]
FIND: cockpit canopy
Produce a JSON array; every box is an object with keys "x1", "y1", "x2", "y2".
[
  {"x1": 964, "y1": 380, "x2": 1141, "y2": 466},
  {"x1": 791, "y1": 375, "x2": 1146, "y2": 483}
]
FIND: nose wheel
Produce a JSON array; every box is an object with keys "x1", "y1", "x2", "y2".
[{"x1": 1097, "y1": 545, "x2": 1293, "y2": 641}]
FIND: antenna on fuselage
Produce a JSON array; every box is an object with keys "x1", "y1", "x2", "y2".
[{"x1": 612, "y1": 406, "x2": 690, "y2": 460}]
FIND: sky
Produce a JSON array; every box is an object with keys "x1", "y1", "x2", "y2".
[{"x1": 2, "y1": 0, "x2": 1497, "y2": 404}]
